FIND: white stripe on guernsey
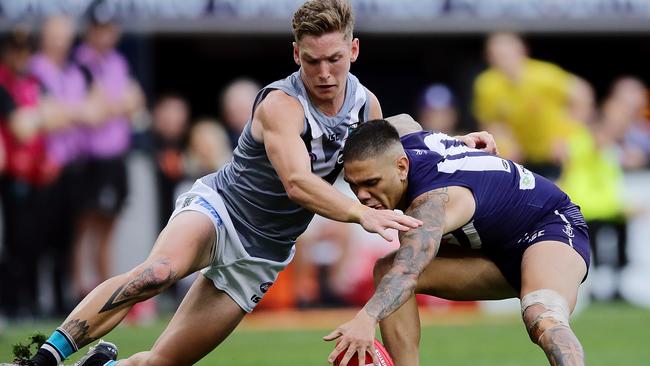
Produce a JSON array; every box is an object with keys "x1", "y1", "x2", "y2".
[
  {"x1": 437, "y1": 155, "x2": 511, "y2": 174},
  {"x1": 311, "y1": 136, "x2": 341, "y2": 176},
  {"x1": 349, "y1": 84, "x2": 366, "y2": 123},
  {"x1": 296, "y1": 94, "x2": 323, "y2": 139},
  {"x1": 462, "y1": 221, "x2": 483, "y2": 249},
  {"x1": 424, "y1": 133, "x2": 475, "y2": 157},
  {"x1": 42, "y1": 343, "x2": 63, "y2": 364},
  {"x1": 554, "y1": 210, "x2": 574, "y2": 247}
]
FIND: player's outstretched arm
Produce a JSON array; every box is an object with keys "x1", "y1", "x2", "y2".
[
  {"x1": 324, "y1": 188, "x2": 449, "y2": 366},
  {"x1": 255, "y1": 91, "x2": 421, "y2": 241}
]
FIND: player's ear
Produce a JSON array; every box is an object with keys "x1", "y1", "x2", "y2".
[
  {"x1": 293, "y1": 42, "x2": 301, "y2": 66},
  {"x1": 350, "y1": 38, "x2": 359, "y2": 63},
  {"x1": 397, "y1": 155, "x2": 409, "y2": 180}
]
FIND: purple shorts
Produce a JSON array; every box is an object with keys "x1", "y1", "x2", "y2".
[{"x1": 484, "y1": 204, "x2": 591, "y2": 291}]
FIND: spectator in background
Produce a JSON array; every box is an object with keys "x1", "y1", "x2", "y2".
[
  {"x1": 473, "y1": 31, "x2": 594, "y2": 180},
  {"x1": 70, "y1": 8, "x2": 144, "y2": 299},
  {"x1": 219, "y1": 78, "x2": 260, "y2": 148},
  {"x1": 557, "y1": 110, "x2": 626, "y2": 301},
  {"x1": 417, "y1": 83, "x2": 458, "y2": 135},
  {"x1": 601, "y1": 76, "x2": 650, "y2": 170},
  {"x1": 0, "y1": 27, "x2": 62, "y2": 318},
  {"x1": 149, "y1": 94, "x2": 190, "y2": 232},
  {"x1": 183, "y1": 118, "x2": 232, "y2": 180},
  {"x1": 560, "y1": 76, "x2": 649, "y2": 301},
  {"x1": 29, "y1": 15, "x2": 93, "y2": 315}
]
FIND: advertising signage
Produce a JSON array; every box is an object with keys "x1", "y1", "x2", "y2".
[{"x1": 1, "y1": 0, "x2": 650, "y2": 33}]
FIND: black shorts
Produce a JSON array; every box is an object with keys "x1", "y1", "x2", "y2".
[
  {"x1": 81, "y1": 156, "x2": 128, "y2": 216},
  {"x1": 484, "y1": 204, "x2": 591, "y2": 291}
]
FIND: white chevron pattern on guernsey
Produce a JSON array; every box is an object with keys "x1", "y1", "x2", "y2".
[{"x1": 295, "y1": 83, "x2": 366, "y2": 178}]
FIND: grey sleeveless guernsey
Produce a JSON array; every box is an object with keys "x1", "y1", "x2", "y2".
[{"x1": 201, "y1": 71, "x2": 370, "y2": 262}]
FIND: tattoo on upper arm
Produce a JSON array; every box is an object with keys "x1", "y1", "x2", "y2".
[
  {"x1": 99, "y1": 259, "x2": 177, "y2": 313},
  {"x1": 365, "y1": 188, "x2": 449, "y2": 320}
]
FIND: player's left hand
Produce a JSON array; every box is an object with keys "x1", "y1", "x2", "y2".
[
  {"x1": 456, "y1": 131, "x2": 499, "y2": 154},
  {"x1": 324, "y1": 310, "x2": 380, "y2": 366}
]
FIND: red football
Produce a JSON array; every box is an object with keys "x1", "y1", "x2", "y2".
[{"x1": 333, "y1": 338, "x2": 394, "y2": 366}]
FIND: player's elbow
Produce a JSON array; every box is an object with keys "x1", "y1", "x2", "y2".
[
  {"x1": 285, "y1": 173, "x2": 308, "y2": 203},
  {"x1": 394, "y1": 267, "x2": 420, "y2": 290}
]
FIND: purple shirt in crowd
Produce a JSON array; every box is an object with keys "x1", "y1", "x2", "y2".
[
  {"x1": 74, "y1": 43, "x2": 131, "y2": 159},
  {"x1": 30, "y1": 53, "x2": 88, "y2": 165}
]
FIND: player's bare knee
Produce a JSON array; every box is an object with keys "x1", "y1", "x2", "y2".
[
  {"x1": 126, "y1": 258, "x2": 178, "y2": 297},
  {"x1": 521, "y1": 289, "x2": 571, "y2": 344}
]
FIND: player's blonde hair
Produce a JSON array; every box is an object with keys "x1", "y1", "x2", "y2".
[{"x1": 292, "y1": 0, "x2": 354, "y2": 42}]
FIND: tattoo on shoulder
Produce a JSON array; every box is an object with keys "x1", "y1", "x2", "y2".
[{"x1": 365, "y1": 188, "x2": 449, "y2": 320}]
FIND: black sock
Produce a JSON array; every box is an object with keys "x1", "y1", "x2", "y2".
[{"x1": 31, "y1": 348, "x2": 58, "y2": 366}]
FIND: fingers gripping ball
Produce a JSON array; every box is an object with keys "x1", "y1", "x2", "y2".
[{"x1": 334, "y1": 339, "x2": 394, "y2": 366}]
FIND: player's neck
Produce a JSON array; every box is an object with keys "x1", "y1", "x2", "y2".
[{"x1": 396, "y1": 186, "x2": 409, "y2": 211}]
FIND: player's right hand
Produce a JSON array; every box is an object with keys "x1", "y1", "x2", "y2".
[{"x1": 358, "y1": 207, "x2": 422, "y2": 242}]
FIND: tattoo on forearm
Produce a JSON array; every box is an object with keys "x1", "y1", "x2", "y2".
[
  {"x1": 61, "y1": 319, "x2": 91, "y2": 347},
  {"x1": 99, "y1": 259, "x2": 176, "y2": 313},
  {"x1": 365, "y1": 188, "x2": 448, "y2": 320},
  {"x1": 540, "y1": 326, "x2": 585, "y2": 366}
]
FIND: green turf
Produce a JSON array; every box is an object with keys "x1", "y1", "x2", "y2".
[{"x1": 1, "y1": 302, "x2": 648, "y2": 365}]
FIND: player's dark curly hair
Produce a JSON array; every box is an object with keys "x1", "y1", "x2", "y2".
[{"x1": 343, "y1": 119, "x2": 401, "y2": 162}]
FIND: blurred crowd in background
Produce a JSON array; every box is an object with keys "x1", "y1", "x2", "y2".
[{"x1": 1, "y1": 3, "x2": 650, "y2": 324}]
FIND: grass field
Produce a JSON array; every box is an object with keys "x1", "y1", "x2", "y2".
[{"x1": 1, "y1": 302, "x2": 648, "y2": 365}]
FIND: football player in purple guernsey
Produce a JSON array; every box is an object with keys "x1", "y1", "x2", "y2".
[{"x1": 326, "y1": 117, "x2": 589, "y2": 366}]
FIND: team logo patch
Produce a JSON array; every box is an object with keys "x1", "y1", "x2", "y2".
[
  {"x1": 562, "y1": 224, "x2": 575, "y2": 238},
  {"x1": 260, "y1": 282, "x2": 273, "y2": 293},
  {"x1": 182, "y1": 195, "x2": 197, "y2": 208}
]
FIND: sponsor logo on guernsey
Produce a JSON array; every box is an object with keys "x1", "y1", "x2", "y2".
[
  {"x1": 514, "y1": 163, "x2": 535, "y2": 190},
  {"x1": 327, "y1": 132, "x2": 341, "y2": 141}
]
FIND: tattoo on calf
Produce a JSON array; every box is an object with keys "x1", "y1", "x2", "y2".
[
  {"x1": 99, "y1": 259, "x2": 177, "y2": 313},
  {"x1": 61, "y1": 319, "x2": 91, "y2": 347},
  {"x1": 365, "y1": 188, "x2": 448, "y2": 321},
  {"x1": 540, "y1": 326, "x2": 585, "y2": 366}
]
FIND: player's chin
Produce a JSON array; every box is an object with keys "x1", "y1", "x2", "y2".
[{"x1": 316, "y1": 86, "x2": 337, "y2": 96}]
